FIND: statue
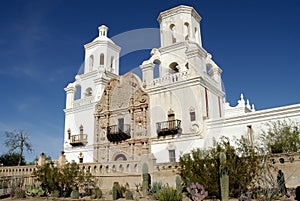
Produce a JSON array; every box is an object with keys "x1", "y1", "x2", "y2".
[{"x1": 219, "y1": 152, "x2": 229, "y2": 201}]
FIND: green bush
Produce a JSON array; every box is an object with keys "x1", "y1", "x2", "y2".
[
  {"x1": 51, "y1": 189, "x2": 60, "y2": 198},
  {"x1": 15, "y1": 187, "x2": 26, "y2": 198},
  {"x1": 90, "y1": 187, "x2": 102, "y2": 199},
  {"x1": 125, "y1": 190, "x2": 134, "y2": 200},
  {"x1": 175, "y1": 176, "x2": 182, "y2": 193},
  {"x1": 157, "y1": 186, "x2": 182, "y2": 201},
  {"x1": 150, "y1": 181, "x2": 163, "y2": 199},
  {"x1": 70, "y1": 186, "x2": 79, "y2": 199},
  {"x1": 25, "y1": 185, "x2": 45, "y2": 197}
]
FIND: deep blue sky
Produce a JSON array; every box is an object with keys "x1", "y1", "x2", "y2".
[{"x1": 0, "y1": 0, "x2": 299, "y2": 162}]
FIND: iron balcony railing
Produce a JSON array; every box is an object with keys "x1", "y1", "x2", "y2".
[
  {"x1": 70, "y1": 134, "x2": 88, "y2": 146},
  {"x1": 107, "y1": 124, "x2": 131, "y2": 142},
  {"x1": 156, "y1": 119, "x2": 181, "y2": 136}
]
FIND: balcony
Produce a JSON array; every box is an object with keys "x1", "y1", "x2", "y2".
[
  {"x1": 149, "y1": 71, "x2": 188, "y2": 87},
  {"x1": 73, "y1": 96, "x2": 94, "y2": 108},
  {"x1": 70, "y1": 134, "x2": 88, "y2": 146},
  {"x1": 156, "y1": 120, "x2": 181, "y2": 137},
  {"x1": 107, "y1": 124, "x2": 131, "y2": 142}
]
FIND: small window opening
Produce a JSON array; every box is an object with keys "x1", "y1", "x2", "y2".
[
  {"x1": 169, "y1": 62, "x2": 179, "y2": 74},
  {"x1": 153, "y1": 59, "x2": 161, "y2": 79},
  {"x1": 118, "y1": 118, "x2": 124, "y2": 131},
  {"x1": 184, "y1": 22, "x2": 190, "y2": 40},
  {"x1": 100, "y1": 53, "x2": 104, "y2": 66},
  {"x1": 85, "y1": 87, "x2": 93, "y2": 97},
  {"x1": 74, "y1": 85, "x2": 81, "y2": 100},
  {"x1": 170, "y1": 24, "x2": 176, "y2": 44},
  {"x1": 190, "y1": 111, "x2": 196, "y2": 121},
  {"x1": 110, "y1": 56, "x2": 115, "y2": 71},
  {"x1": 169, "y1": 150, "x2": 176, "y2": 162},
  {"x1": 89, "y1": 55, "x2": 94, "y2": 71}
]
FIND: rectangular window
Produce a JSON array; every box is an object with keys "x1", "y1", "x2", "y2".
[
  {"x1": 169, "y1": 150, "x2": 176, "y2": 162},
  {"x1": 205, "y1": 88, "x2": 209, "y2": 118},
  {"x1": 247, "y1": 125, "x2": 253, "y2": 146},
  {"x1": 118, "y1": 118, "x2": 124, "y2": 131},
  {"x1": 190, "y1": 111, "x2": 196, "y2": 121}
]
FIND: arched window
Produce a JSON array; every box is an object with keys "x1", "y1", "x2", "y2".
[
  {"x1": 189, "y1": 107, "x2": 196, "y2": 121},
  {"x1": 74, "y1": 85, "x2": 81, "y2": 100},
  {"x1": 169, "y1": 62, "x2": 179, "y2": 74},
  {"x1": 169, "y1": 150, "x2": 176, "y2": 162},
  {"x1": 100, "y1": 53, "x2": 104, "y2": 66},
  {"x1": 170, "y1": 24, "x2": 176, "y2": 44},
  {"x1": 153, "y1": 59, "x2": 161, "y2": 78},
  {"x1": 110, "y1": 56, "x2": 115, "y2": 71},
  {"x1": 89, "y1": 55, "x2": 94, "y2": 71},
  {"x1": 114, "y1": 154, "x2": 127, "y2": 161},
  {"x1": 184, "y1": 22, "x2": 190, "y2": 40},
  {"x1": 195, "y1": 27, "x2": 199, "y2": 43},
  {"x1": 206, "y1": 64, "x2": 213, "y2": 76}
]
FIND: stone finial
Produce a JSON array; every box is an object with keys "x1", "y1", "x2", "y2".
[
  {"x1": 58, "y1": 151, "x2": 67, "y2": 168},
  {"x1": 79, "y1": 125, "x2": 84, "y2": 135},
  {"x1": 168, "y1": 108, "x2": 174, "y2": 115},
  {"x1": 246, "y1": 99, "x2": 251, "y2": 110},
  {"x1": 37, "y1": 152, "x2": 46, "y2": 167},
  {"x1": 78, "y1": 152, "x2": 84, "y2": 163},
  {"x1": 251, "y1": 104, "x2": 256, "y2": 112},
  {"x1": 237, "y1": 93, "x2": 245, "y2": 107}
]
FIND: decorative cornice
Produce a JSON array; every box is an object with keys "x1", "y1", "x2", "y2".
[
  {"x1": 157, "y1": 5, "x2": 201, "y2": 23},
  {"x1": 84, "y1": 40, "x2": 121, "y2": 52},
  {"x1": 146, "y1": 75, "x2": 224, "y2": 98},
  {"x1": 64, "y1": 102, "x2": 96, "y2": 114},
  {"x1": 159, "y1": 41, "x2": 188, "y2": 54},
  {"x1": 140, "y1": 63, "x2": 155, "y2": 71},
  {"x1": 206, "y1": 103, "x2": 300, "y2": 128}
]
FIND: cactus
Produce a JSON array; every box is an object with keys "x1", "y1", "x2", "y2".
[
  {"x1": 125, "y1": 190, "x2": 134, "y2": 200},
  {"x1": 125, "y1": 182, "x2": 130, "y2": 191},
  {"x1": 176, "y1": 176, "x2": 182, "y2": 193},
  {"x1": 112, "y1": 182, "x2": 122, "y2": 200},
  {"x1": 187, "y1": 182, "x2": 208, "y2": 201},
  {"x1": 150, "y1": 181, "x2": 163, "y2": 200},
  {"x1": 142, "y1": 163, "x2": 151, "y2": 196},
  {"x1": 70, "y1": 186, "x2": 79, "y2": 199},
  {"x1": 91, "y1": 187, "x2": 102, "y2": 199},
  {"x1": 219, "y1": 151, "x2": 229, "y2": 201},
  {"x1": 15, "y1": 187, "x2": 26, "y2": 198}
]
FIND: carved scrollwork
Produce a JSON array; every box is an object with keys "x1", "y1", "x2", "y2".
[
  {"x1": 97, "y1": 104, "x2": 103, "y2": 112},
  {"x1": 139, "y1": 94, "x2": 147, "y2": 103}
]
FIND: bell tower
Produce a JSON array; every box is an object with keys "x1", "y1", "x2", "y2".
[
  {"x1": 84, "y1": 25, "x2": 121, "y2": 75},
  {"x1": 63, "y1": 25, "x2": 121, "y2": 163},
  {"x1": 158, "y1": 5, "x2": 202, "y2": 48}
]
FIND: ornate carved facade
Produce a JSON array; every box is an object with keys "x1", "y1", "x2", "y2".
[{"x1": 94, "y1": 73, "x2": 151, "y2": 162}]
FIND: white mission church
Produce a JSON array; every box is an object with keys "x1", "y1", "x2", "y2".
[{"x1": 63, "y1": 5, "x2": 300, "y2": 165}]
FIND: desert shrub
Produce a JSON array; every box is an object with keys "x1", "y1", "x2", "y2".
[{"x1": 157, "y1": 186, "x2": 182, "y2": 201}]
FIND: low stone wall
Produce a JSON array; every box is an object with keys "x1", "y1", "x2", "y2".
[
  {"x1": 270, "y1": 152, "x2": 300, "y2": 188},
  {"x1": 0, "y1": 152, "x2": 299, "y2": 189}
]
